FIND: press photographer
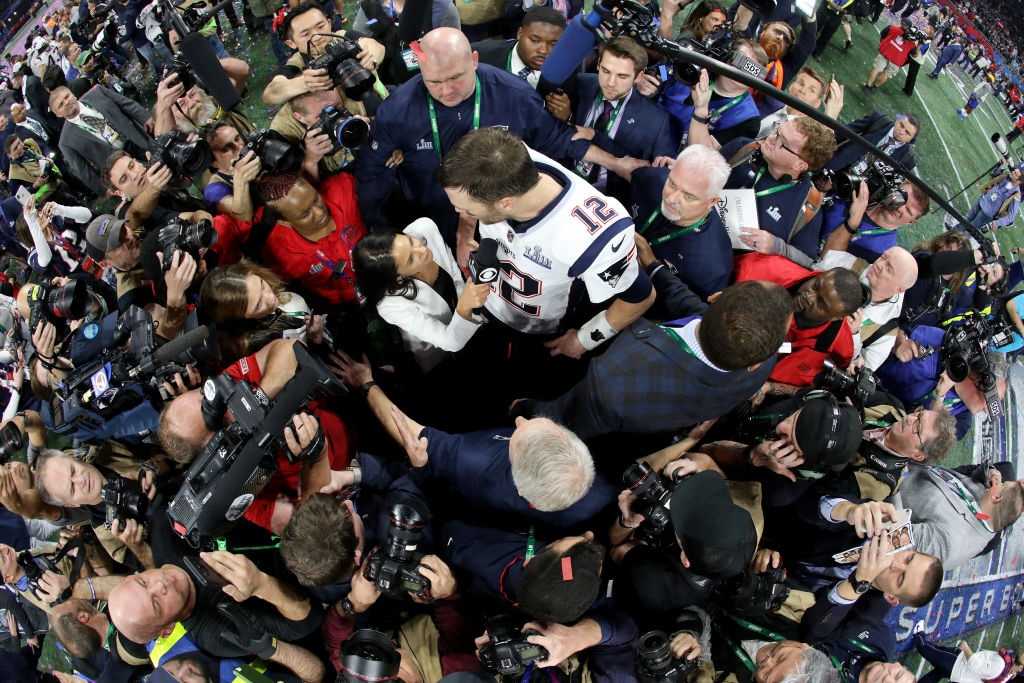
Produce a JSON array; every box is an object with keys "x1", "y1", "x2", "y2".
[
  {"x1": 270, "y1": 87, "x2": 370, "y2": 180},
  {"x1": 102, "y1": 147, "x2": 209, "y2": 235},
  {"x1": 203, "y1": 122, "x2": 262, "y2": 223}
]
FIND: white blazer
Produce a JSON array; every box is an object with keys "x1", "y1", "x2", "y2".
[{"x1": 376, "y1": 218, "x2": 483, "y2": 372}]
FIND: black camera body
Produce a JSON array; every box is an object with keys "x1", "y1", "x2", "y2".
[
  {"x1": 719, "y1": 567, "x2": 790, "y2": 617},
  {"x1": 941, "y1": 315, "x2": 1011, "y2": 392},
  {"x1": 316, "y1": 105, "x2": 370, "y2": 152},
  {"x1": 817, "y1": 160, "x2": 908, "y2": 210},
  {"x1": 15, "y1": 550, "x2": 64, "y2": 601},
  {"x1": 635, "y1": 630, "x2": 697, "y2": 683},
  {"x1": 153, "y1": 129, "x2": 212, "y2": 185},
  {"x1": 0, "y1": 422, "x2": 25, "y2": 464},
  {"x1": 362, "y1": 503, "x2": 431, "y2": 598},
  {"x1": 26, "y1": 280, "x2": 94, "y2": 332},
  {"x1": 157, "y1": 216, "x2": 217, "y2": 271},
  {"x1": 101, "y1": 476, "x2": 149, "y2": 530},
  {"x1": 168, "y1": 343, "x2": 343, "y2": 547},
  {"x1": 164, "y1": 55, "x2": 197, "y2": 95},
  {"x1": 478, "y1": 616, "x2": 548, "y2": 676},
  {"x1": 307, "y1": 38, "x2": 374, "y2": 100},
  {"x1": 818, "y1": 360, "x2": 878, "y2": 408},
  {"x1": 622, "y1": 461, "x2": 675, "y2": 546},
  {"x1": 239, "y1": 130, "x2": 303, "y2": 176}
]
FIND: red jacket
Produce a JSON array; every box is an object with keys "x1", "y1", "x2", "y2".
[
  {"x1": 879, "y1": 26, "x2": 917, "y2": 67},
  {"x1": 734, "y1": 253, "x2": 854, "y2": 387},
  {"x1": 225, "y1": 352, "x2": 352, "y2": 531}
]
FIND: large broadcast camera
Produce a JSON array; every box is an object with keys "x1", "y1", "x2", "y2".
[
  {"x1": 635, "y1": 630, "x2": 697, "y2": 683},
  {"x1": 814, "y1": 159, "x2": 909, "y2": 211},
  {"x1": 168, "y1": 343, "x2": 343, "y2": 548},
  {"x1": 157, "y1": 215, "x2": 217, "y2": 271},
  {"x1": 362, "y1": 502, "x2": 431, "y2": 598},
  {"x1": 478, "y1": 615, "x2": 549, "y2": 676},
  {"x1": 941, "y1": 314, "x2": 1013, "y2": 394},
  {"x1": 307, "y1": 38, "x2": 375, "y2": 101},
  {"x1": 717, "y1": 567, "x2": 790, "y2": 618},
  {"x1": 51, "y1": 307, "x2": 213, "y2": 434},
  {"x1": 337, "y1": 629, "x2": 401, "y2": 683}
]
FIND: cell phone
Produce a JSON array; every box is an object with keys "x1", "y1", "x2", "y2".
[
  {"x1": 15, "y1": 186, "x2": 31, "y2": 207},
  {"x1": 794, "y1": 0, "x2": 821, "y2": 18},
  {"x1": 181, "y1": 555, "x2": 227, "y2": 593}
]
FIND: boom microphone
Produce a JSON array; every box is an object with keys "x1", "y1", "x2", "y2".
[
  {"x1": 153, "y1": 325, "x2": 210, "y2": 365},
  {"x1": 539, "y1": 10, "x2": 604, "y2": 91}
]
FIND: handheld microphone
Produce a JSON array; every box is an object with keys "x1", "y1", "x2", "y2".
[
  {"x1": 469, "y1": 239, "x2": 500, "y2": 316},
  {"x1": 538, "y1": 10, "x2": 604, "y2": 91}
]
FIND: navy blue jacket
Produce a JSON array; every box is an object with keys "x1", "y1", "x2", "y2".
[
  {"x1": 630, "y1": 167, "x2": 733, "y2": 300},
  {"x1": 825, "y1": 112, "x2": 917, "y2": 173},
  {"x1": 409, "y1": 426, "x2": 617, "y2": 536},
  {"x1": 572, "y1": 77, "x2": 677, "y2": 202},
  {"x1": 722, "y1": 137, "x2": 824, "y2": 261},
  {"x1": 356, "y1": 63, "x2": 592, "y2": 242},
  {"x1": 805, "y1": 590, "x2": 897, "y2": 682}
]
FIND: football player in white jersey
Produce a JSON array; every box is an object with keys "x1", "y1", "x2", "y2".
[{"x1": 440, "y1": 127, "x2": 655, "y2": 358}]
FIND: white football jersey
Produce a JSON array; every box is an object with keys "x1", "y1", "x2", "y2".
[{"x1": 480, "y1": 148, "x2": 641, "y2": 334}]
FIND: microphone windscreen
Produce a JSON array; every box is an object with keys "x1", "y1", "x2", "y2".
[{"x1": 539, "y1": 11, "x2": 602, "y2": 89}]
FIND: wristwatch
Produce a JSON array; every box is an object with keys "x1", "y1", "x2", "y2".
[
  {"x1": 849, "y1": 575, "x2": 872, "y2": 594},
  {"x1": 692, "y1": 112, "x2": 712, "y2": 125}
]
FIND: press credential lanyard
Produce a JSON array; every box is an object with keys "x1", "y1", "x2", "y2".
[
  {"x1": 753, "y1": 167, "x2": 797, "y2": 198},
  {"x1": 640, "y1": 209, "x2": 709, "y2": 246},
  {"x1": 427, "y1": 77, "x2": 481, "y2": 161}
]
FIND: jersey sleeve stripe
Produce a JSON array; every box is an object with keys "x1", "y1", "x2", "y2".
[{"x1": 567, "y1": 216, "x2": 634, "y2": 278}]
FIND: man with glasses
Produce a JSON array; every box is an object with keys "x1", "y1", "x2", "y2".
[
  {"x1": 715, "y1": 117, "x2": 837, "y2": 266},
  {"x1": 820, "y1": 179, "x2": 931, "y2": 262}
]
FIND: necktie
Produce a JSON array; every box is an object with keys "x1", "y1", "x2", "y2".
[
  {"x1": 587, "y1": 101, "x2": 616, "y2": 182},
  {"x1": 80, "y1": 111, "x2": 112, "y2": 144},
  {"x1": 517, "y1": 66, "x2": 532, "y2": 81}
]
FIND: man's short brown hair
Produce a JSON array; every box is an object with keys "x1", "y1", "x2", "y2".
[
  {"x1": 280, "y1": 493, "x2": 358, "y2": 586},
  {"x1": 598, "y1": 36, "x2": 648, "y2": 74},
  {"x1": 793, "y1": 117, "x2": 838, "y2": 171},
  {"x1": 438, "y1": 128, "x2": 539, "y2": 203}
]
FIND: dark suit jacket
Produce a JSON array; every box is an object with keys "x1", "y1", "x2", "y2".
[
  {"x1": 826, "y1": 111, "x2": 917, "y2": 173},
  {"x1": 473, "y1": 37, "x2": 516, "y2": 71},
  {"x1": 571, "y1": 76, "x2": 678, "y2": 203},
  {"x1": 805, "y1": 589, "x2": 897, "y2": 679},
  {"x1": 56, "y1": 85, "x2": 152, "y2": 192}
]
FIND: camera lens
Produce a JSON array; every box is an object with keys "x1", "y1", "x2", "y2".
[
  {"x1": 339, "y1": 630, "x2": 400, "y2": 683},
  {"x1": 48, "y1": 281, "x2": 89, "y2": 320},
  {"x1": 336, "y1": 117, "x2": 369, "y2": 149},
  {"x1": 332, "y1": 59, "x2": 374, "y2": 101},
  {"x1": 637, "y1": 631, "x2": 674, "y2": 672}
]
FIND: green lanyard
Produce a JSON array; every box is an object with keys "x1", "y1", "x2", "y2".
[
  {"x1": 659, "y1": 324, "x2": 697, "y2": 357},
  {"x1": 426, "y1": 77, "x2": 482, "y2": 161},
  {"x1": 855, "y1": 227, "x2": 895, "y2": 237},
  {"x1": 589, "y1": 94, "x2": 626, "y2": 134},
  {"x1": 525, "y1": 526, "x2": 537, "y2": 561},
  {"x1": 640, "y1": 209, "x2": 709, "y2": 246},
  {"x1": 709, "y1": 92, "x2": 747, "y2": 124},
  {"x1": 753, "y1": 167, "x2": 798, "y2": 198}
]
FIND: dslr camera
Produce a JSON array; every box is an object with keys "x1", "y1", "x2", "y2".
[
  {"x1": 163, "y1": 55, "x2": 196, "y2": 95},
  {"x1": 101, "y1": 476, "x2": 149, "y2": 530},
  {"x1": 362, "y1": 502, "x2": 431, "y2": 598},
  {"x1": 0, "y1": 422, "x2": 24, "y2": 464},
  {"x1": 900, "y1": 20, "x2": 928, "y2": 43},
  {"x1": 239, "y1": 130, "x2": 304, "y2": 176},
  {"x1": 338, "y1": 629, "x2": 401, "y2": 683},
  {"x1": 307, "y1": 38, "x2": 374, "y2": 101},
  {"x1": 26, "y1": 280, "x2": 99, "y2": 332},
  {"x1": 316, "y1": 106, "x2": 370, "y2": 152},
  {"x1": 16, "y1": 550, "x2": 68, "y2": 602},
  {"x1": 818, "y1": 360, "x2": 878, "y2": 408},
  {"x1": 814, "y1": 160, "x2": 908, "y2": 211},
  {"x1": 941, "y1": 314, "x2": 1012, "y2": 393},
  {"x1": 478, "y1": 615, "x2": 548, "y2": 676},
  {"x1": 153, "y1": 130, "x2": 213, "y2": 186},
  {"x1": 718, "y1": 567, "x2": 790, "y2": 617},
  {"x1": 157, "y1": 215, "x2": 217, "y2": 271},
  {"x1": 635, "y1": 630, "x2": 697, "y2": 683},
  {"x1": 622, "y1": 461, "x2": 677, "y2": 547}
]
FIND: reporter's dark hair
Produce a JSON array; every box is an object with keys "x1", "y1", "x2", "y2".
[
  {"x1": 700, "y1": 281, "x2": 792, "y2": 370},
  {"x1": 598, "y1": 36, "x2": 648, "y2": 74},
  {"x1": 518, "y1": 539, "x2": 605, "y2": 624},
  {"x1": 352, "y1": 232, "x2": 417, "y2": 309},
  {"x1": 101, "y1": 150, "x2": 130, "y2": 194},
  {"x1": 826, "y1": 267, "x2": 868, "y2": 316},
  {"x1": 279, "y1": 1, "x2": 327, "y2": 41},
  {"x1": 521, "y1": 6, "x2": 566, "y2": 29},
  {"x1": 438, "y1": 128, "x2": 539, "y2": 204},
  {"x1": 51, "y1": 599, "x2": 102, "y2": 658},
  {"x1": 906, "y1": 555, "x2": 943, "y2": 607},
  {"x1": 280, "y1": 493, "x2": 358, "y2": 586},
  {"x1": 682, "y1": 0, "x2": 727, "y2": 41}
]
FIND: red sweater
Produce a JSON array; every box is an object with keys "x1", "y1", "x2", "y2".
[
  {"x1": 225, "y1": 352, "x2": 352, "y2": 530},
  {"x1": 734, "y1": 253, "x2": 854, "y2": 387},
  {"x1": 879, "y1": 26, "x2": 917, "y2": 66}
]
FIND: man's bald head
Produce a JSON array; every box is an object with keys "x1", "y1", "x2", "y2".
[
  {"x1": 418, "y1": 28, "x2": 480, "y2": 108},
  {"x1": 866, "y1": 246, "x2": 918, "y2": 301},
  {"x1": 109, "y1": 566, "x2": 195, "y2": 644}
]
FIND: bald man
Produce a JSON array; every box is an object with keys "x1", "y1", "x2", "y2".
[
  {"x1": 816, "y1": 246, "x2": 918, "y2": 370},
  {"x1": 821, "y1": 180, "x2": 931, "y2": 262},
  {"x1": 356, "y1": 27, "x2": 647, "y2": 262}
]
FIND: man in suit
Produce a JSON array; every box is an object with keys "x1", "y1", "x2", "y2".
[
  {"x1": 826, "y1": 112, "x2": 919, "y2": 174},
  {"x1": 47, "y1": 84, "x2": 153, "y2": 195},
  {"x1": 889, "y1": 462, "x2": 1023, "y2": 569},
  {"x1": 528, "y1": 280, "x2": 793, "y2": 440},
  {"x1": 572, "y1": 36, "x2": 677, "y2": 205},
  {"x1": 471, "y1": 7, "x2": 570, "y2": 121}
]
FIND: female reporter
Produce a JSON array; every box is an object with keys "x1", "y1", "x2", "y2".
[
  {"x1": 352, "y1": 217, "x2": 490, "y2": 373},
  {"x1": 199, "y1": 262, "x2": 323, "y2": 362}
]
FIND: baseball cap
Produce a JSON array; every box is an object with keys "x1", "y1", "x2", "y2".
[
  {"x1": 85, "y1": 214, "x2": 127, "y2": 261},
  {"x1": 74, "y1": 49, "x2": 94, "y2": 68},
  {"x1": 670, "y1": 470, "x2": 757, "y2": 579},
  {"x1": 793, "y1": 396, "x2": 863, "y2": 475}
]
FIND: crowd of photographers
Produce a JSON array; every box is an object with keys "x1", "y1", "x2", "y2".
[{"x1": 0, "y1": 0, "x2": 1022, "y2": 681}]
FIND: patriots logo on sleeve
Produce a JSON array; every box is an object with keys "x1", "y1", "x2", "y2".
[{"x1": 597, "y1": 254, "x2": 631, "y2": 287}]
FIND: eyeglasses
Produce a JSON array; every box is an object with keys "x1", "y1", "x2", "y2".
[
  {"x1": 911, "y1": 410, "x2": 925, "y2": 449},
  {"x1": 769, "y1": 124, "x2": 807, "y2": 164}
]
